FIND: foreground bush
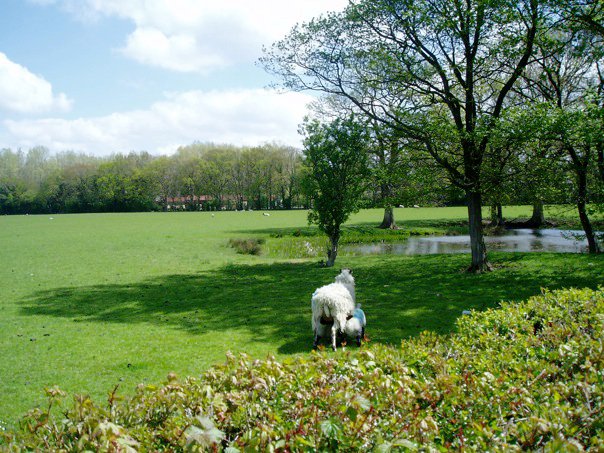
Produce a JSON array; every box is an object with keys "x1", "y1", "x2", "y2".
[{"x1": 2, "y1": 287, "x2": 603, "y2": 451}]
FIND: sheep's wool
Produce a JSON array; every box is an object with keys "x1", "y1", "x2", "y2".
[{"x1": 311, "y1": 269, "x2": 356, "y2": 350}]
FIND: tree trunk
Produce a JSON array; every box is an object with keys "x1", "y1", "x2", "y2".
[
  {"x1": 529, "y1": 200, "x2": 545, "y2": 227},
  {"x1": 597, "y1": 142, "x2": 604, "y2": 184},
  {"x1": 490, "y1": 203, "x2": 504, "y2": 227},
  {"x1": 467, "y1": 190, "x2": 492, "y2": 272},
  {"x1": 378, "y1": 180, "x2": 397, "y2": 229},
  {"x1": 378, "y1": 205, "x2": 397, "y2": 229},
  {"x1": 576, "y1": 166, "x2": 601, "y2": 254},
  {"x1": 326, "y1": 231, "x2": 340, "y2": 267},
  {"x1": 268, "y1": 177, "x2": 273, "y2": 210}
]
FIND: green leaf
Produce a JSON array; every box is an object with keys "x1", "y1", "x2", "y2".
[
  {"x1": 320, "y1": 418, "x2": 341, "y2": 439},
  {"x1": 375, "y1": 441, "x2": 393, "y2": 453},
  {"x1": 346, "y1": 406, "x2": 358, "y2": 421}
]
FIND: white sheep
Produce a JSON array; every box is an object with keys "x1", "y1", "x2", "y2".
[{"x1": 311, "y1": 268, "x2": 356, "y2": 351}]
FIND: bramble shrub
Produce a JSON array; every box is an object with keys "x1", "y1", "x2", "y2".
[
  {"x1": 2, "y1": 287, "x2": 603, "y2": 451},
  {"x1": 228, "y1": 238, "x2": 265, "y2": 255}
]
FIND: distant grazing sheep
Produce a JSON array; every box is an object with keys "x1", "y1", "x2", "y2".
[{"x1": 311, "y1": 268, "x2": 356, "y2": 351}]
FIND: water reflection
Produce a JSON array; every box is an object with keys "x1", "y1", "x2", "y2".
[{"x1": 345, "y1": 229, "x2": 592, "y2": 256}]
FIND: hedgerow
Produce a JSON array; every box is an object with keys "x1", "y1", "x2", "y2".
[{"x1": 1, "y1": 287, "x2": 603, "y2": 451}]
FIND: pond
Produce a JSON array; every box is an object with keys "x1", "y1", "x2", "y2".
[{"x1": 344, "y1": 229, "x2": 594, "y2": 256}]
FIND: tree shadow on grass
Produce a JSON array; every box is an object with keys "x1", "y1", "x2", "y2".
[
  {"x1": 19, "y1": 253, "x2": 603, "y2": 354},
  {"x1": 233, "y1": 218, "x2": 469, "y2": 237}
]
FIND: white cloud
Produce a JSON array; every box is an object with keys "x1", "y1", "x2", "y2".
[
  {"x1": 5, "y1": 2, "x2": 342, "y2": 153},
  {"x1": 3, "y1": 89, "x2": 313, "y2": 155},
  {"x1": 0, "y1": 52, "x2": 73, "y2": 114},
  {"x1": 52, "y1": 0, "x2": 349, "y2": 73},
  {"x1": 121, "y1": 27, "x2": 227, "y2": 73}
]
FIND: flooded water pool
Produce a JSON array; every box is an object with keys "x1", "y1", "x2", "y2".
[{"x1": 344, "y1": 229, "x2": 594, "y2": 256}]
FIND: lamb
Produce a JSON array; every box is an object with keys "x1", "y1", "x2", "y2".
[
  {"x1": 311, "y1": 268, "x2": 356, "y2": 351},
  {"x1": 343, "y1": 304, "x2": 366, "y2": 346},
  {"x1": 315, "y1": 303, "x2": 367, "y2": 348}
]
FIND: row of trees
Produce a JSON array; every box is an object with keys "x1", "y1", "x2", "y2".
[
  {"x1": 0, "y1": 143, "x2": 304, "y2": 214},
  {"x1": 263, "y1": 0, "x2": 604, "y2": 268},
  {"x1": 0, "y1": 141, "x2": 458, "y2": 215},
  {"x1": 3, "y1": 136, "x2": 581, "y2": 222}
]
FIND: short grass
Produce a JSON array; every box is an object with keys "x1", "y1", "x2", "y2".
[{"x1": 0, "y1": 206, "x2": 602, "y2": 428}]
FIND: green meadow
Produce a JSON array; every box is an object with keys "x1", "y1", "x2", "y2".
[{"x1": 0, "y1": 207, "x2": 602, "y2": 427}]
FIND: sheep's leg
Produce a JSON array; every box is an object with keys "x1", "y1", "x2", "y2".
[
  {"x1": 356, "y1": 327, "x2": 364, "y2": 346},
  {"x1": 313, "y1": 333, "x2": 321, "y2": 349},
  {"x1": 331, "y1": 324, "x2": 337, "y2": 351},
  {"x1": 312, "y1": 313, "x2": 322, "y2": 349}
]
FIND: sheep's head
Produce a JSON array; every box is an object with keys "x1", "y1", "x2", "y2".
[{"x1": 335, "y1": 268, "x2": 354, "y2": 286}]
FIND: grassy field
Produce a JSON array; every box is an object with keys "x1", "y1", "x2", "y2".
[{"x1": 0, "y1": 206, "x2": 602, "y2": 427}]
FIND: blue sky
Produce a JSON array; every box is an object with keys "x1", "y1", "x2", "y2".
[{"x1": 0, "y1": 0, "x2": 347, "y2": 156}]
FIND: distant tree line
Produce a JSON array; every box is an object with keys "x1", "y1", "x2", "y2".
[
  {"x1": 0, "y1": 143, "x2": 299, "y2": 214},
  {"x1": 0, "y1": 135, "x2": 589, "y2": 217},
  {"x1": 0, "y1": 140, "x2": 432, "y2": 215},
  {"x1": 0, "y1": 141, "x2": 448, "y2": 215}
]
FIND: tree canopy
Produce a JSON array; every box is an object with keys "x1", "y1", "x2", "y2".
[
  {"x1": 301, "y1": 116, "x2": 372, "y2": 266},
  {"x1": 262, "y1": 0, "x2": 549, "y2": 270},
  {"x1": 262, "y1": 0, "x2": 603, "y2": 262}
]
